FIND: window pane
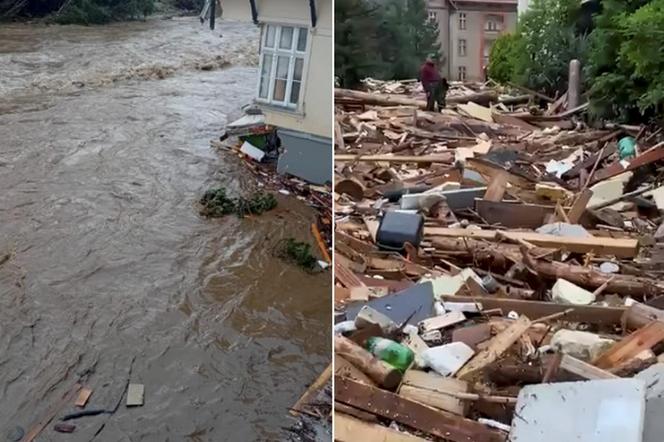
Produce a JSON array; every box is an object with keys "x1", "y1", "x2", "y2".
[
  {"x1": 272, "y1": 56, "x2": 290, "y2": 101},
  {"x1": 297, "y1": 28, "x2": 308, "y2": 52},
  {"x1": 293, "y1": 58, "x2": 304, "y2": 82},
  {"x1": 290, "y1": 81, "x2": 301, "y2": 104},
  {"x1": 265, "y1": 25, "x2": 275, "y2": 47},
  {"x1": 259, "y1": 54, "x2": 272, "y2": 99},
  {"x1": 279, "y1": 26, "x2": 294, "y2": 50}
]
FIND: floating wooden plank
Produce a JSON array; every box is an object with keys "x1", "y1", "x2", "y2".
[
  {"x1": 483, "y1": 170, "x2": 508, "y2": 202},
  {"x1": 75, "y1": 387, "x2": 93, "y2": 407},
  {"x1": 399, "y1": 370, "x2": 469, "y2": 415},
  {"x1": 335, "y1": 376, "x2": 506, "y2": 442},
  {"x1": 559, "y1": 354, "x2": 618, "y2": 380},
  {"x1": 475, "y1": 199, "x2": 554, "y2": 229},
  {"x1": 593, "y1": 321, "x2": 664, "y2": 369},
  {"x1": 335, "y1": 413, "x2": 429, "y2": 442},
  {"x1": 311, "y1": 223, "x2": 331, "y2": 263},
  {"x1": 291, "y1": 363, "x2": 332, "y2": 415},
  {"x1": 456, "y1": 316, "x2": 531, "y2": 380},
  {"x1": 424, "y1": 227, "x2": 639, "y2": 258},
  {"x1": 23, "y1": 383, "x2": 82, "y2": 442},
  {"x1": 567, "y1": 189, "x2": 593, "y2": 224},
  {"x1": 335, "y1": 153, "x2": 453, "y2": 163},
  {"x1": 419, "y1": 311, "x2": 467, "y2": 332},
  {"x1": 441, "y1": 295, "x2": 625, "y2": 326}
]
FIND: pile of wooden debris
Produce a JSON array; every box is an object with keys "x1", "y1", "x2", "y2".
[{"x1": 333, "y1": 82, "x2": 664, "y2": 441}]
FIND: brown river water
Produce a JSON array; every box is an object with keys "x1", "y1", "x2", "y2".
[{"x1": 0, "y1": 17, "x2": 331, "y2": 441}]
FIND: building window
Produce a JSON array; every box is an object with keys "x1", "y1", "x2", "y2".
[
  {"x1": 458, "y1": 66, "x2": 466, "y2": 81},
  {"x1": 458, "y1": 39, "x2": 467, "y2": 57},
  {"x1": 428, "y1": 10, "x2": 437, "y2": 21},
  {"x1": 459, "y1": 13, "x2": 466, "y2": 30},
  {"x1": 257, "y1": 24, "x2": 308, "y2": 108},
  {"x1": 485, "y1": 15, "x2": 502, "y2": 32}
]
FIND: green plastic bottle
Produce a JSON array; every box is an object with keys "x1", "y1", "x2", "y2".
[{"x1": 366, "y1": 337, "x2": 414, "y2": 372}]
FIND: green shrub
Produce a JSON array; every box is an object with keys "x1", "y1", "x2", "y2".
[
  {"x1": 199, "y1": 187, "x2": 277, "y2": 218},
  {"x1": 275, "y1": 238, "x2": 318, "y2": 271},
  {"x1": 54, "y1": 0, "x2": 155, "y2": 24},
  {"x1": 487, "y1": 33, "x2": 523, "y2": 84}
]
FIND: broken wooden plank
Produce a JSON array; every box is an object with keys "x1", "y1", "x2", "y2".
[
  {"x1": 475, "y1": 200, "x2": 554, "y2": 229},
  {"x1": 335, "y1": 153, "x2": 454, "y2": 163},
  {"x1": 440, "y1": 296, "x2": 624, "y2": 326},
  {"x1": 559, "y1": 354, "x2": 618, "y2": 380},
  {"x1": 335, "y1": 413, "x2": 428, "y2": 442},
  {"x1": 399, "y1": 370, "x2": 469, "y2": 415},
  {"x1": 335, "y1": 376, "x2": 506, "y2": 442},
  {"x1": 418, "y1": 311, "x2": 467, "y2": 333},
  {"x1": 591, "y1": 143, "x2": 664, "y2": 184},
  {"x1": 452, "y1": 323, "x2": 492, "y2": 350},
  {"x1": 456, "y1": 315, "x2": 531, "y2": 380},
  {"x1": 593, "y1": 321, "x2": 664, "y2": 369},
  {"x1": 483, "y1": 170, "x2": 508, "y2": 202},
  {"x1": 126, "y1": 383, "x2": 144, "y2": 407},
  {"x1": 623, "y1": 301, "x2": 664, "y2": 330},
  {"x1": 567, "y1": 189, "x2": 593, "y2": 224},
  {"x1": 75, "y1": 387, "x2": 93, "y2": 408},
  {"x1": 424, "y1": 227, "x2": 639, "y2": 258},
  {"x1": 335, "y1": 261, "x2": 366, "y2": 289},
  {"x1": 291, "y1": 363, "x2": 332, "y2": 416},
  {"x1": 23, "y1": 383, "x2": 82, "y2": 442}
]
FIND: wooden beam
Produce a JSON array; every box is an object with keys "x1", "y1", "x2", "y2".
[
  {"x1": 335, "y1": 336, "x2": 402, "y2": 390},
  {"x1": 567, "y1": 189, "x2": 593, "y2": 223},
  {"x1": 335, "y1": 376, "x2": 506, "y2": 442},
  {"x1": 593, "y1": 321, "x2": 664, "y2": 369},
  {"x1": 441, "y1": 296, "x2": 625, "y2": 326},
  {"x1": 457, "y1": 316, "x2": 531, "y2": 380},
  {"x1": 483, "y1": 170, "x2": 508, "y2": 202},
  {"x1": 424, "y1": 227, "x2": 639, "y2": 258},
  {"x1": 291, "y1": 363, "x2": 332, "y2": 416},
  {"x1": 559, "y1": 354, "x2": 618, "y2": 380},
  {"x1": 335, "y1": 153, "x2": 453, "y2": 163},
  {"x1": 335, "y1": 413, "x2": 429, "y2": 442}
]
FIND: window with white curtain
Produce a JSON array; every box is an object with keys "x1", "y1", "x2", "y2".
[{"x1": 257, "y1": 24, "x2": 308, "y2": 109}]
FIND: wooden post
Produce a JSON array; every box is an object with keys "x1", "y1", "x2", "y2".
[
  {"x1": 567, "y1": 59, "x2": 581, "y2": 110},
  {"x1": 209, "y1": 0, "x2": 216, "y2": 30}
]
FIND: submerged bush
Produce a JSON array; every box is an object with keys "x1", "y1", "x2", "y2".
[
  {"x1": 199, "y1": 187, "x2": 277, "y2": 218},
  {"x1": 275, "y1": 238, "x2": 318, "y2": 271}
]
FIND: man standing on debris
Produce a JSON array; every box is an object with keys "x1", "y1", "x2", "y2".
[{"x1": 419, "y1": 56, "x2": 446, "y2": 112}]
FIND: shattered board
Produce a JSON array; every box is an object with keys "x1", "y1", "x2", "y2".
[
  {"x1": 343, "y1": 282, "x2": 435, "y2": 326},
  {"x1": 509, "y1": 378, "x2": 646, "y2": 442}
]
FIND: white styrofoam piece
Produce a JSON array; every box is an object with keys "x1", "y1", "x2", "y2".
[
  {"x1": 421, "y1": 342, "x2": 474, "y2": 377},
  {"x1": 552, "y1": 278, "x2": 596, "y2": 305},
  {"x1": 240, "y1": 140, "x2": 265, "y2": 161},
  {"x1": 509, "y1": 379, "x2": 646, "y2": 442},
  {"x1": 637, "y1": 363, "x2": 664, "y2": 442}
]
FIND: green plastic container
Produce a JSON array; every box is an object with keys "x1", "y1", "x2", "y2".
[
  {"x1": 366, "y1": 337, "x2": 414, "y2": 372},
  {"x1": 618, "y1": 136, "x2": 636, "y2": 160}
]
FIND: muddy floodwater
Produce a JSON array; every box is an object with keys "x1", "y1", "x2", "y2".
[{"x1": 0, "y1": 17, "x2": 330, "y2": 441}]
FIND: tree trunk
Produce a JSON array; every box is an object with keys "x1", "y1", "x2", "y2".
[
  {"x1": 335, "y1": 88, "x2": 499, "y2": 109},
  {"x1": 335, "y1": 336, "x2": 402, "y2": 390}
]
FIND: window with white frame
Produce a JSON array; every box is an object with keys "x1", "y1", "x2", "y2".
[
  {"x1": 428, "y1": 10, "x2": 437, "y2": 21},
  {"x1": 257, "y1": 24, "x2": 308, "y2": 108},
  {"x1": 458, "y1": 39, "x2": 467, "y2": 57},
  {"x1": 458, "y1": 66, "x2": 466, "y2": 81},
  {"x1": 485, "y1": 15, "x2": 502, "y2": 31},
  {"x1": 458, "y1": 13, "x2": 466, "y2": 30}
]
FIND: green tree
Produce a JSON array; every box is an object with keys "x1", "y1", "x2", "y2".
[
  {"x1": 487, "y1": 33, "x2": 523, "y2": 84},
  {"x1": 513, "y1": 0, "x2": 587, "y2": 96},
  {"x1": 335, "y1": 0, "x2": 384, "y2": 88}
]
